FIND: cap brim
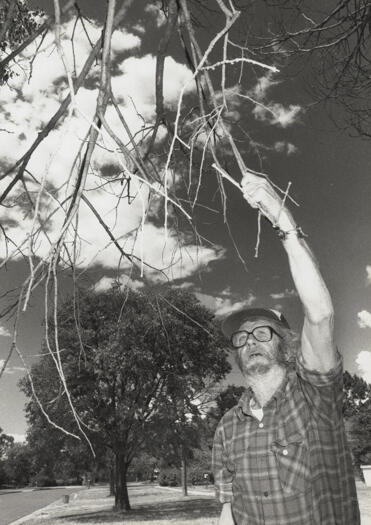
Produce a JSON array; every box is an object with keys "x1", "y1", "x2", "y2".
[{"x1": 221, "y1": 307, "x2": 290, "y2": 338}]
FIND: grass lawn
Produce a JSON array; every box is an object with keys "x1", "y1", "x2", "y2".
[{"x1": 23, "y1": 483, "x2": 221, "y2": 525}]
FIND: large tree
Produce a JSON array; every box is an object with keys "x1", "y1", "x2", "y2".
[
  {"x1": 0, "y1": 428, "x2": 14, "y2": 486},
  {"x1": 20, "y1": 285, "x2": 229, "y2": 509}
]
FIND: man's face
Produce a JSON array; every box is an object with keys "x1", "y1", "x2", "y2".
[{"x1": 233, "y1": 319, "x2": 282, "y2": 377}]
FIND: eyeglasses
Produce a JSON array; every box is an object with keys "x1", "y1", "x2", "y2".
[{"x1": 231, "y1": 325, "x2": 282, "y2": 348}]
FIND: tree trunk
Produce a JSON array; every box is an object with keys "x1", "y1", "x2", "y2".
[
  {"x1": 114, "y1": 451, "x2": 131, "y2": 510},
  {"x1": 109, "y1": 466, "x2": 115, "y2": 497},
  {"x1": 181, "y1": 445, "x2": 188, "y2": 496}
]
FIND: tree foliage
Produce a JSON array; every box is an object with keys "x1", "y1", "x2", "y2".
[
  {"x1": 0, "y1": 0, "x2": 43, "y2": 83},
  {"x1": 20, "y1": 285, "x2": 229, "y2": 508},
  {"x1": 342, "y1": 371, "x2": 371, "y2": 468},
  {"x1": 2, "y1": 443, "x2": 33, "y2": 487}
]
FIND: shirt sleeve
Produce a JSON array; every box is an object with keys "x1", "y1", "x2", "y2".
[
  {"x1": 212, "y1": 419, "x2": 235, "y2": 503},
  {"x1": 296, "y1": 348, "x2": 344, "y2": 425}
]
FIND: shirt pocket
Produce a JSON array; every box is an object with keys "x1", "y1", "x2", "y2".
[{"x1": 271, "y1": 431, "x2": 310, "y2": 493}]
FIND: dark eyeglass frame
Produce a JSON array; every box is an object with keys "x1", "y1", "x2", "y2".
[{"x1": 230, "y1": 325, "x2": 282, "y2": 348}]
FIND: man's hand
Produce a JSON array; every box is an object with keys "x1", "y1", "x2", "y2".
[
  {"x1": 218, "y1": 502, "x2": 235, "y2": 525},
  {"x1": 241, "y1": 175, "x2": 295, "y2": 232},
  {"x1": 241, "y1": 172, "x2": 336, "y2": 372}
]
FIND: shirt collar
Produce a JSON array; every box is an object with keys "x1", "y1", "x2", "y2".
[{"x1": 235, "y1": 370, "x2": 295, "y2": 419}]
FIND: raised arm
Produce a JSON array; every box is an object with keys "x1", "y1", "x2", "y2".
[{"x1": 241, "y1": 175, "x2": 337, "y2": 372}]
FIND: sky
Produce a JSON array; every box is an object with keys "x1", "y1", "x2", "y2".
[{"x1": 1, "y1": 0, "x2": 371, "y2": 441}]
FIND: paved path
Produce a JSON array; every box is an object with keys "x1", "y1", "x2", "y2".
[{"x1": 0, "y1": 486, "x2": 81, "y2": 525}]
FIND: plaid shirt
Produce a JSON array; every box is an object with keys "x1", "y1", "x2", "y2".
[{"x1": 212, "y1": 353, "x2": 360, "y2": 525}]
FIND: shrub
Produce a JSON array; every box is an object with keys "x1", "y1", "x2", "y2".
[
  {"x1": 31, "y1": 472, "x2": 57, "y2": 487},
  {"x1": 158, "y1": 468, "x2": 180, "y2": 487},
  {"x1": 189, "y1": 466, "x2": 214, "y2": 485}
]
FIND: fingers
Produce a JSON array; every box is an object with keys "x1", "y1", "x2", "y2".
[
  {"x1": 241, "y1": 176, "x2": 284, "y2": 226},
  {"x1": 241, "y1": 178, "x2": 276, "y2": 207}
]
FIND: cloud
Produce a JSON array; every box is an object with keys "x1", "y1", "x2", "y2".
[
  {"x1": 357, "y1": 310, "x2": 371, "y2": 329},
  {"x1": 145, "y1": 3, "x2": 166, "y2": 27},
  {"x1": 248, "y1": 73, "x2": 302, "y2": 128},
  {"x1": 114, "y1": 54, "x2": 194, "y2": 110},
  {"x1": 356, "y1": 351, "x2": 371, "y2": 383},
  {"x1": 195, "y1": 290, "x2": 256, "y2": 317},
  {"x1": 250, "y1": 73, "x2": 277, "y2": 100},
  {"x1": 270, "y1": 288, "x2": 298, "y2": 300},
  {"x1": 94, "y1": 275, "x2": 144, "y2": 292},
  {"x1": 0, "y1": 360, "x2": 25, "y2": 375},
  {"x1": 0, "y1": 19, "x2": 210, "y2": 283},
  {"x1": 0, "y1": 326, "x2": 11, "y2": 337},
  {"x1": 274, "y1": 141, "x2": 298, "y2": 156},
  {"x1": 366, "y1": 265, "x2": 371, "y2": 285},
  {"x1": 10, "y1": 433, "x2": 26, "y2": 443},
  {"x1": 110, "y1": 28, "x2": 141, "y2": 54},
  {"x1": 214, "y1": 296, "x2": 257, "y2": 317},
  {"x1": 253, "y1": 103, "x2": 302, "y2": 128},
  {"x1": 132, "y1": 24, "x2": 145, "y2": 34}
]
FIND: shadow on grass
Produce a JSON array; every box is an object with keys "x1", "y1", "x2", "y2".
[{"x1": 62, "y1": 497, "x2": 220, "y2": 523}]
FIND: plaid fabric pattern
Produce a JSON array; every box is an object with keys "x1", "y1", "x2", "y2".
[{"x1": 212, "y1": 352, "x2": 360, "y2": 525}]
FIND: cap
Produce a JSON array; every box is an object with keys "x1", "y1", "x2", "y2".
[{"x1": 221, "y1": 307, "x2": 290, "y2": 338}]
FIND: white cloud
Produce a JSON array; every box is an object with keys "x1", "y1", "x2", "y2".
[
  {"x1": 132, "y1": 24, "x2": 145, "y2": 34},
  {"x1": 357, "y1": 310, "x2": 371, "y2": 329},
  {"x1": 10, "y1": 433, "x2": 26, "y2": 443},
  {"x1": 94, "y1": 275, "x2": 144, "y2": 292},
  {"x1": 0, "y1": 19, "x2": 210, "y2": 282},
  {"x1": 176, "y1": 281, "x2": 194, "y2": 289},
  {"x1": 274, "y1": 141, "x2": 298, "y2": 156},
  {"x1": 356, "y1": 351, "x2": 371, "y2": 383},
  {"x1": 248, "y1": 73, "x2": 302, "y2": 128},
  {"x1": 114, "y1": 54, "x2": 194, "y2": 110},
  {"x1": 195, "y1": 291, "x2": 256, "y2": 317},
  {"x1": 214, "y1": 297, "x2": 257, "y2": 317},
  {"x1": 0, "y1": 360, "x2": 25, "y2": 375},
  {"x1": 0, "y1": 326, "x2": 11, "y2": 337},
  {"x1": 145, "y1": 3, "x2": 166, "y2": 27},
  {"x1": 5, "y1": 366, "x2": 25, "y2": 375},
  {"x1": 250, "y1": 73, "x2": 277, "y2": 100},
  {"x1": 253, "y1": 103, "x2": 302, "y2": 128},
  {"x1": 270, "y1": 288, "x2": 298, "y2": 300},
  {"x1": 110, "y1": 28, "x2": 141, "y2": 54},
  {"x1": 366, "y1": 265, "x2": 371, "y2": 285}
]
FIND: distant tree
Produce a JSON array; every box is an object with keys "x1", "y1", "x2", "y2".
[
  {"x1": 0, "y1": 427, "x2": 14, "y2": 457},
  {"x1": 215, "y1": 384, "x2": 245, "y2": 416},
  {"x1": 20, "y1": 285, "x2": 229, "y2": 510},
  {"x1": 3, "y1": 443, "x2": 33, "y2": 487},
  {"x1": 146, "y1": 408, "x2": 204, "y2": 495},
  {"x1": 205, "y1": 384, "x2": 245, "y2": 436},
  {"x1": 342, "y1": 372, "x2": 371, "y2": 470},
  {"x1": 0, "y1": 428, "x2": 14, "y2": 486},
  {"x1": 351, "y1": 399, "x2": 371, "y2": 468},
  {"x1": 127, "y1": 452, "x2": 158, "y2": 482},
  {"x1": 343, "y1": 371, "x2": 371, "y2": 418}
]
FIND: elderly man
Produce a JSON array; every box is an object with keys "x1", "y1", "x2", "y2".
[{"x1": 212, "y1": 177, "x2": 360, "y2": 524}]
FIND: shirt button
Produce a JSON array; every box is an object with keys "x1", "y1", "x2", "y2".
[
  {"x1": 282, "y1": 449, "x2": 288, "y2": 456},
  {"x1": 263, "y1": 491, "x2": 269, "y2": 497},
  {"x1": 258, "y1": 422, "x2": 264, "y2": 428}
]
